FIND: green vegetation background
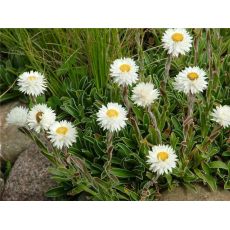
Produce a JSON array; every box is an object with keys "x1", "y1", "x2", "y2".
[{"x1": 0, "y1": 29, "x2": 229, "y2": 200}]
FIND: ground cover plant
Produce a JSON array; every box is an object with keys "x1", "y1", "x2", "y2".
[{"x1": 0, "y1": 28, "x2": 230, "y2": 200}]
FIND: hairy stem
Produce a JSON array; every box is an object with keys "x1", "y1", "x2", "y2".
[
  {"x1": 161, "y1": 54, "x2": 172, "y2": 107},
  {"x1": 163, "y1": 54, "x2": 172, "y2": 87},
  {"x1": 147, "y1": 106, "x2": 162, "y2": 144},
  {"x1": 122, "y1": 86, "x2": 142, "y2": 141},
  {"x1": 182, "y1": 92, "x2": 195, "y2": 149},
  {"x1": 30, "y1": 95, "x2": 37, "y2": 105},
  {"x1": 194, "y1": 35, "x2": 199, "y2": 66},
  {"x1": 135, "y1": 29, "x2": 145, "y2": 80},
  {"x1": 122, "y1": 85, "x2": 131, "y2": 115},
  {"x1": 106, "y1": 131, "x2": 114, "y2": 165},
  {"x1": 187, "y1": 92, "x2": 195, "y2": 118},
  {"x1": 140, "y1": 174, "x2": 160, "y2": 201},
  {"x1": 200, "y1": 125, "x2": 222, "y2": 152},
  {"x1": 206, "y1": 28, "x2": 213, "y2": 105}
]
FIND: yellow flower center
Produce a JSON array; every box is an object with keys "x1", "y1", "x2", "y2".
[
  {"x1": 187, "y1": 72, "x2": 199, "y2": 81},
  {"x1": 171, "y1": 33, "x2": 184, "y2": 42},
  {"x1": 56, "y1": 126, "x2": 68, "y2": 135},
  {"x1": 36, "y1": 111, "x2": 43, "y2": 123},
  {"x1": 120, "y1": 64, "x2": 131, "y2": 73},
  {"x1": 157, "y1": 151, "x2": 169, "y2": 161},
  {"x1": 28, "y1": 76, "x2": 37, "y2": 81},
  {"x1": 106, "y1": 109, "x2": 119, "y2": 118}
]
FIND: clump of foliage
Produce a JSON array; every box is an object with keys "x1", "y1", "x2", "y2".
[{"x1": 0, "y1": 29, "x2": 229, "y2": 200}]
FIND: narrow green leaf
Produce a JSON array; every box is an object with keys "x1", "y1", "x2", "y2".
[
  {"x1": 209, "y1": 161, "x2": 228, "y2": 170},
  {"x1": 111, "y1": 168, "x2": 135, "y2": 178}
]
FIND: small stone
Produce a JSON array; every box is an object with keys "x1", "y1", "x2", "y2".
[
  {"x1": 0, "y1": 101, "x2": 32, "y2": 163},
  {"x1": 160, "y1": 185, "x2": 230, "y2": 201},
  {"x1": 2, "y1": 144, "x2": 56, "y2": 201}
]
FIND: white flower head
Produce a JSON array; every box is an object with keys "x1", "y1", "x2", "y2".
[
  {"x1": 48, "y1": 121, "x2": 77, "y2": 149},
  {"x1": 27, "y1": 104, "x2": 56, "y2": 133},
  {"x1": 211, "y1": 105, "x2": 230, "y2": 128},
  {"x1": 174, "y1": 66, "x2": 208, "y2": 94},
  {"x1": 147, "y1": 144, "x2": 178, "y2": 175},
  {"x1": 17, "y1": 71, "x2": 47, "y2": 96},
  {"x1": 96, "y1": 102, "x2": 128, "y2": 132},
  {"x1": 131, "y1": 82, "x2": 160, "y2": 107},
  {"x1": 6, "y1": 106, "x2": 28, "y2": 127},
  {"x1": 162, "y1": 28, "x2": 193, "y2": 57},
  {"x1": 110, "y1": 58, "x2": 139, "y2": 86}
]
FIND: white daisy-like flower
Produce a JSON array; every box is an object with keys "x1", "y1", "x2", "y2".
[
  {"x1": 6, "y1": 106, "x2": 28, "y2": 127},
  {"x1": 96, "y1": 102, "x2": 128, "y2": 132},
  {"x1": 131, "y1": 82, "x2": 160, "y2": 107},
  {"x1": 27, "y1": 104, "x2": 56, "y2": 133},
  {"x1": 211, "y1": 105, "x2": 230, "y2": 128},
  {"x1": 162, "y1": 28, "x2": 193, "y2": 57},
  {"x1": 48, "y1": 121, "x2": 77, "y2": 149},
  {"x1": 174, "y1": 66, "x2": 208, "y2": 94},
  {"x1": 147, "y1": 144, "x2": 178, "y2": 175},
  {"x1": 17, "y1": 71, "x2": 47, "y2": 96},
  {"x1": 110, "y1": 57, "x2": 139, "y2": 86}
]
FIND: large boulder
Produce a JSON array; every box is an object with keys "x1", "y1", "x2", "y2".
[
  {"x1": 160, "y1": 185, "x2": 230, "y2": 201},
  {"x1": 0, "y1": 101, "x2": 32, "y2": 163},
  {"x1": 1, "y1": 144, "x2": 56, "y2": 201}
]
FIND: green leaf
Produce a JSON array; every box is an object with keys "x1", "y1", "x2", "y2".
[
  {"x1": 224, "y1": 180, "x2": 230, "y2": 189},
  {"x1": 68, "y1": 184, "x2": 97, "y2": 196},
  {"x1": 47, "y1": 96, "x2": 62, "y2": 109},
  {"x1": 143, "y1": 113, "x2": 150, "y2": 127},
  {"x1": 45, "y1": 186, "x2": 67, "y2": 198},
  {"x1": 36, "y1": 95, "x2": 46, "y2": 104},
  {"x1": 222, "y1": 151, "x2": 230, "y2": 157},
  {"x1": 165, "y1": 174, "x2": 172, "y2": 186},
  {"x1": 194, "y1": 169, "x2": 217, "y2": 191},
  {"x1": 116, "y1": 143, "x2": 132, "y2": 156},
  {"x1": 209, "y1": 161, "x2": 229, "y2": 170},
  {"x1": 170, "y1": 132, "x2": 179, "y2": 149},
  {"x1": 111, "y1": 168, "x2": 135, "y2": 178},
  {"x1": 132, "y1": 106, "x2": 143, "y2": 121}
]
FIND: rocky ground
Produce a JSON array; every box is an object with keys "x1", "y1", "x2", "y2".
[
  {"x1": 0, "y1": 101, "x2": 56, "y2": 200},
  {"x1": 1, "y1": 143, "x2": 56, "y2": 200},
  {"x1": 160, "y1": 185, "x2": 230, "y2": 201},
  {"x1": 0, "y1": 101, "x2": 230, "y2": 201}
]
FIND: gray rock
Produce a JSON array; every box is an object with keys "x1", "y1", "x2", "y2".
[
  {"x1": 0, "y1": 101, "x2": 32, "y2": 163},
  {"x1": 160, "y1": 185, "x2": 230, "y2": 201},
  {"x1": 2, "y1": 144, "x2": 56, "y2": 201}
]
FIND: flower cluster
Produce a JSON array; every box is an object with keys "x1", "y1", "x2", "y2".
[
  {"x1": 104, "y1": 55, "x2": 178, "y2": 176},
  {"x1": 6, "y1": 71, "x2": 77, "y2": 150},
  {"x1": 6, "y1": 28, "x2": 229, "y2": 185},
  {"x1": 95, "y1": 28, "x2": 229, "y2": 178}
]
